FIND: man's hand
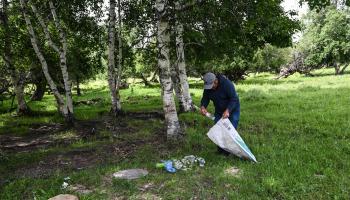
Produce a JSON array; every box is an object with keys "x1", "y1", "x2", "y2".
[
  {"x1": 200, "y1": 106, "x2": 208, "y2": 116},
  {"x1": 222, "y1": 109, "x2": 230, "y2": 119}
]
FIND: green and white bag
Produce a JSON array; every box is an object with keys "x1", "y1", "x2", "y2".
[{"x1": 207, "y1": 118, "x2": 257, "y2": 162}]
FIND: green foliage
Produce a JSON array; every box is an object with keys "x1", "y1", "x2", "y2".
[
  {"x1": 298, "y1": 6, "x2": 350, "y2": 72},
  {"x1": 252, "y1": 44, "x2": 292, "y2": 73},
  {"x1": 122, "y1": 0, "x2": 299, "y2": 81},
  {"x1": 184, "y1": 0, "x2": 300, "y2": 80},
  {"x1": 300, "y1": 0, "x2": 350, "y2": 10}
]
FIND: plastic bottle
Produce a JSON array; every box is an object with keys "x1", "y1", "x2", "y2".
[
  {"x1": 205, "y1": 112, "x2": 215, "y2": 121},
  {"x1": 156, "y1": 160, "x2": 176, "y2": 173}
]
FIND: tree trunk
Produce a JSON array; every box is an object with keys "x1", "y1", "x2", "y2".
[
  {"x1": 20, "y1": 0, "x2": 69, "y2": 120},
  {"x1": 76, "y1": 77, "x2": 81, "y2": 96},
  {"x1": 334, "y1": 62, "x2": 340, "y2": 75},
  {"x1": 116, "y1": 0, "x2": 123, "y2": 91},
  {"x1": 14, "y1": 73, "x2": 29, "y2": 114},
  {"x1": 107, "y1": 0, "x2": 122, "y2": 115},
  {"x1": 156, "y1": 0, "x2": 181, "y2": 140},
  {"x1": 1, "y1": 0, "x2": 30, "y2": 115},
  {"x1": 31, "y1": 80, "x2": 46, "y2": 101},
  {"x1": 49, "y1": 1, "x2": 74, "y2": 120},
  {"x1": 174, "y1": 1, "x2": 194, "y2": 112},
  {"x1": 150, "y1": 71, "x2": 159, "y2": 83},
  {"x1": 140, "y1": 73, "x2": 151, "y2": 86},
  {"x1": 339, "y1": 64, "x2": 349, "y2": 74},
  {"x1": 170, "y1": 62, "x2": 184, "y2": 112}
]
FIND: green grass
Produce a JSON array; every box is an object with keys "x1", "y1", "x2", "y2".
[{"x1": 1, "y1": 68, "x2": 350, "y2": 199}]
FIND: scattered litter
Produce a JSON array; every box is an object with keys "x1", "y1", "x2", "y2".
[
  {"x1": 61, "y1": 181, "x2": 69, "y2": 189},
  {"x1": 205, "y1": 112, "x2": 215, "y2": 121},
  {"x1": 173, "y1": 155, "x2": 205, "y2": 170},
  {"x1": 156, "y1": 160, "x2": 176, "y2": 173},
  {"x1": 113, "y1": 169, "x2": 149, "y2": 180},
  {"x1": 157, "y1": 155, "x2": 205, "y2": 173},
  {"x1": 61, "y1": 176, "x2": 72, "y2": 189}
]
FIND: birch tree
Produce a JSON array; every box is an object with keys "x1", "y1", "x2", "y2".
[
  {"x1": 173, "y1": 1, "x2": 194, "y2": 112},
  {"x1": 156, "y1": 0, "x2": 182, "y2": 139},
  {"x1": 107, "y1": 0, "x2": 122, "y2": 115},
  {"x1": 170, "y1": 61, "x2": 183, "y2": 111},
  {"x1": 48, "y1": 1, "x2": 74, "y2": 119},
  {"x1": 116, "y1": 0, "x2": 123, "y2": 91},
  {"x1": 20, "y1": 0, "x2": 73, "y2": 123},
  {"x1": 1, "y1": 0, "x2": 30, "y2": 114}
]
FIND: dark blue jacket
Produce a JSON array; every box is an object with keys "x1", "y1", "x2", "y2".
[{"x1": 200, "y1": 74, "x2": 240, "y2": 115}]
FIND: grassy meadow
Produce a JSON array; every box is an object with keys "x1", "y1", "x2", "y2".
[{"x1": 0, "y1": 68, "x2": 349, "y2": 199}]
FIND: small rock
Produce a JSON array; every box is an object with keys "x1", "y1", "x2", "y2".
[
  {"x1": 113, "y1": 169, "x2": 148, "y2": 180},
  {"x1": 48, "y1": 194, "x2": 79, "y2": 200}
]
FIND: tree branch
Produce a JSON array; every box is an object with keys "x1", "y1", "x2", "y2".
[{"x1": 30, "y1": 2, "x2": 60, "y2": 53}]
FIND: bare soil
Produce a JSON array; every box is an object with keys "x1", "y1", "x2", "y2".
[{"x1": 0, "y1": 112, "x2": 167, "y2": 187}]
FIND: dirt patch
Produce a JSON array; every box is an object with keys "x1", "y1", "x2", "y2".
[
  {"x1": 0, "y1": 111, "x2": 164, "y2": 153},
  {"x1": 67, "y1": 184, "x2": 94, "y2": 194},
  {"x1": 11, "y1": 136, "x2": 165, "y2": 181},
  {"x1": 225, "y1": 166, "x2": 242, "y2": 177},
  {"x1": 29, "y1": 123, "x2": 66, "y2": 134},
  {"x1": 124, "y1": 111, "x2": 164, "y2": 120},
  {"x1": 2, "y1": 112, "x2": 168, "y2": 186},
  {"x1": 0, "y1": 118, "x2": 106, "y2": 153},
  {"x1": 0, "y1": 123, "x2": 68, "y2": 152},
  {"x1": 14, "y1": 148, "x2": 101, "y2": 179},
  {"x1": 138, "y1": 182, "x2": 156, "y2": 192},
  {"x1": 134, "y1": 193, "x2": 162, "y2": 200}
]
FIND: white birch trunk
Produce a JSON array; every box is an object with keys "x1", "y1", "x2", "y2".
[
  {"x1": 115, "y1": 0, "x2": 122, "y2": 110},
  {"x1": 334, "y1": 61, "x2": 340, "y2": 75},
  {"x1": 107, "y1": 0, "x2": 121, "y2": 114},
  {"x1": 20, "y1": 0, "x2": 68, "y2": 116},
  {"x1": 49, "y1": 1, "x2": 74, "y2": 119},
  {"x1": 170, "y1": 62, "x2": 184, "y2": 111},
  {"x1": 156, "y1": 0, "x2": 181, "y2": 139},
  {"x1": 116, "y1": 0, "x2": 122, "y2": 88},
  {"x1": 31, "y1": 4, "x2": 59, "y2": 53},
  {"x1": 174, "y1": 1, "x2": 194, "y2": 112},
  {"x1": 2, "y1": 0, "x2": 30, "y2": 114}
]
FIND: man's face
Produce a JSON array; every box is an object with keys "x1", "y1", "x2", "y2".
[{"x1": 212, "y1": 79, "x2": 219, "y2": 90}]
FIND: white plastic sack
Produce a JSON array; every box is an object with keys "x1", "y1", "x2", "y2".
[{"x1": 207, "y1": 118, "x2": 257, "y2": 162}]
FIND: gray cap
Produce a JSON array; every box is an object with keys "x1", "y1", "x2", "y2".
[{"x1": 203, "y1": 72, "x2": 216, "y2": 89}]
